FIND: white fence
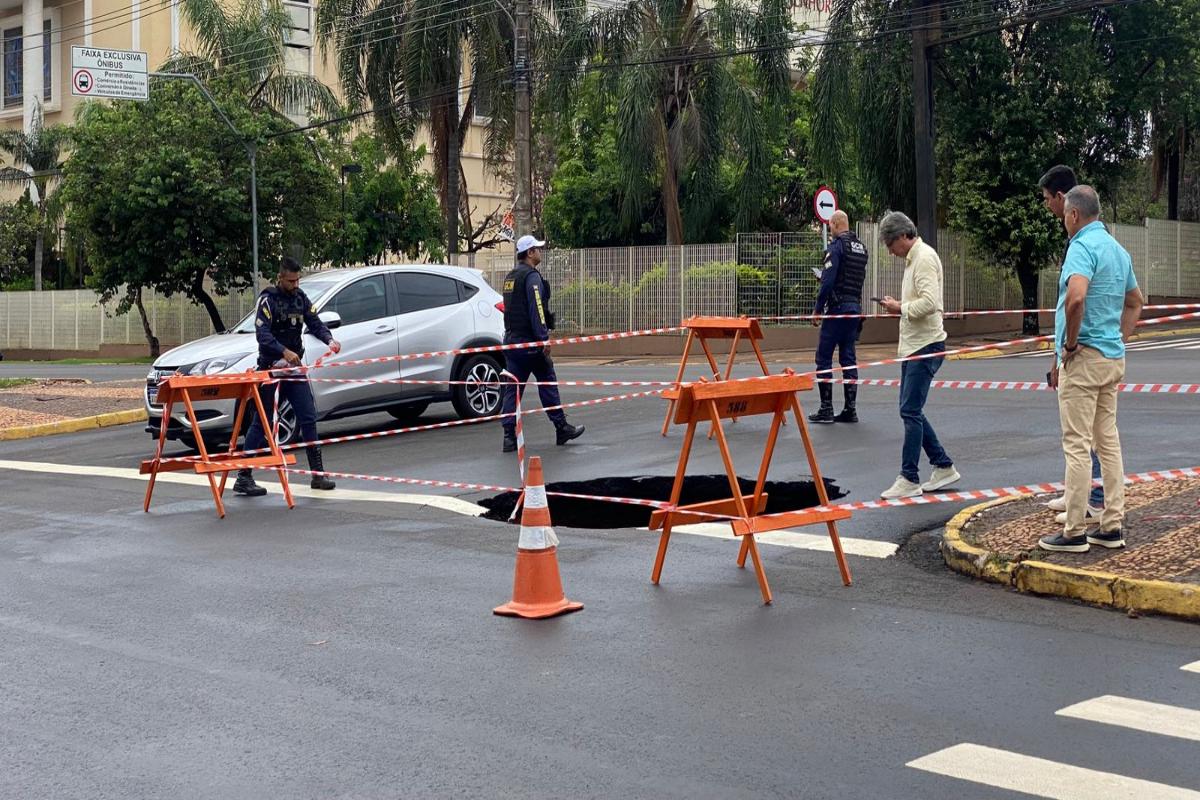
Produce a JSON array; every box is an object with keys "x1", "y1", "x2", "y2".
[{"x1": 3, "y1": 218, "x2": 1199, "y2": 352}]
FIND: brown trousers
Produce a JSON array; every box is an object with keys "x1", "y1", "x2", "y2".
[{"x1": 1058, "y1": 347, "x2": 1126, "y2": 536}]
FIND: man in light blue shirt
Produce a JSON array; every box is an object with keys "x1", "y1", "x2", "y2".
[{"x1": 1040, "y1": 186, "x2": 1143, "y2": 553}]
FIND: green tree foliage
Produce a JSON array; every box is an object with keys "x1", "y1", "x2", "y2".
[
  {"x1": 328, "y1": 135, "x2": 445, "y2": 266},
  {"x1": 63, "y1": 80, "x2": 337, "y2": 354},
  {"x1": 161, "y1": 0, "x2": 339, "y2": 121},
  {"x1": 0, "y1": 106, "x2": 71, "y2": 291},
  {"x1": 554, "y1": 0, "x2": 793, "y2": 244},
  {"x1": 0, "y1": 197, "x2": 39, "y2": 289}
]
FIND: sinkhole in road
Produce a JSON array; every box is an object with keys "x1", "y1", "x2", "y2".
[{"x1": 478, "y1": 475, "x2": 846, "y2": 529}]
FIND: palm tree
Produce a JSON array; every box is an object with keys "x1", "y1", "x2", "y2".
[
  {"x1": 555, "y1": 0, "x2": 792, "y2": 244},
  {"x1": 161, "y1": 0, "x2": 339, "y2": 121},
  {"x1": 316, "y1": 0, "x2": 583, "y2": 255},
  {"x1": 0, "y1": 104, "x2": 70, "y2": 291}
]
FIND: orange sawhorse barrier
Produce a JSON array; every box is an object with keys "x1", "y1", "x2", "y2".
[
  {"x1": 649, "y1": 372, "x2": 852, "y2": 604},
  {"x1": 140, "y1": 372, "x2": 296, "y2": 518},
  {"x1": 661, "y1": 316, "x2": 772, "y2": 437}
]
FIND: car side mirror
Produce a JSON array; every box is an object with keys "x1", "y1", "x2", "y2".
[{"x1": 318, "y1": 311, "x2": 342, "y2": 329}]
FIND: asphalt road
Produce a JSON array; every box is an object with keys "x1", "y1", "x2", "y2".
[{"x1": 0, "y1": 335, "x2": 1197, "y2": 798}]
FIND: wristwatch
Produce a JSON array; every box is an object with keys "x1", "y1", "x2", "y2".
[{"x1": 1063, "y1": 342, "x2": 1079, "y2": 353}]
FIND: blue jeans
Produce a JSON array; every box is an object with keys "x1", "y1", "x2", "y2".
[
  {"x1": 245, "y1": 380, "x2": 319, "y2": 451},
  {"x1": 1089, "y1": 450, "x2": 1104, "y2": 507},
  {"x1": 815, "y1": 305, "x2": 862, "y2": 381},
  {"x1": 899, "y1": 342, "x2": 953, "y2": 483},
  {"x1": 501, "y1": 347, "x2": 566, "y2": 436}
]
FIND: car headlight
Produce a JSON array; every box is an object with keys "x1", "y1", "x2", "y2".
[{"x1": 188, "y1": 358, "x2": 236, "y2": 375}]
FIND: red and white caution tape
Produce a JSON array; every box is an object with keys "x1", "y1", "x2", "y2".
[
  {"x1": 819, "y1": 378, "x2": 1200, "y2": 394},
  {"x1": 762, "y1": 303, "x2": 1200, "y2": 322}
]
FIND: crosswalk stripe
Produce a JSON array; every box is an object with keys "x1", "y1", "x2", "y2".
[
  {"x1": 907, "y1": 743, "x2": 1200, "y2": 799},
  {"x1": 1183, "y1": 661, "x2": 1200, "y2": 674},
  {"x1": 1055, "y1": 695, "x2": 1200, "y2": 742}
]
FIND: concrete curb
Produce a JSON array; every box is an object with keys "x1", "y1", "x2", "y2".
[
  {"x1": 941, "y1": 498, "x2": 1200, "y2": 621},
  {"x1": 0, "y1": 409, "x2": 147, "y2": 441}
]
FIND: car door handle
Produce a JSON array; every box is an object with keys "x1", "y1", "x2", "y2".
[{"x1": 374, "y1": 325, "x2": 396, "y2": 334}]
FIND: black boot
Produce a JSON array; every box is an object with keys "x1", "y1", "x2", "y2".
[
  {"x1": 808, "y1": 383, "x2": 835, "y2": 424},
  {"x1": 555, "y1": 421, "x2": 585, "y2": 445},
  {"x1": 834, "y1": 384, "x2": 858, "y2": 423},
  {"x1": 233, "y1": 468, "x2": 266, "y2": 497},
  {"x1": 307, "y1": 446, "x2": 336, "y2": 490},
  {"x1": 502, "y1": 431, "x2": 517, "y2": 453}
]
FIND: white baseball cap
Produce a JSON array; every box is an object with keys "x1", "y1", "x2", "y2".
[{"x1": 516, "y1": 234, "x2": 546, "y2": 254}]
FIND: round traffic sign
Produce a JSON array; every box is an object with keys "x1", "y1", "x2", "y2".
[
  {"x1": 813, "y1": 186, "x2": 838, "y2": 224},
  {"x1": 73, "y1": 69, "x2": 93, "y2": 94}
]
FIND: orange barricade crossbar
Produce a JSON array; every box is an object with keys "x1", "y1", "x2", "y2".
[
  {"x1": 650, "y1": 371, "x2": 852, "y2": 604},
  {"x1": 662, "y1": 316, "x2": 772, "y2": 438},
  {"x1": 139, "y1": 372, "x2": 296, "y2": 518}
]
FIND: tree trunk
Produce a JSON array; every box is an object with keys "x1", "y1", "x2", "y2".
[
  {"x1": 191, "y1": 268, "x2": 225, "y2": 333},
  {"x1": 445, "y1": 37, "x2": 462, "y2": 257},
  {"x1": 1017, "y1": 265, "x2": 1040, "y2": 335},
  {"x1": 134, "y1": 287, "x2": 161, "y2": 359},
  {"x1": 660, "y1": 122, "x2": 684, "y2": 245},
  {"x1": 33, "y1": 227, "x2": 43, "y2": 291}
]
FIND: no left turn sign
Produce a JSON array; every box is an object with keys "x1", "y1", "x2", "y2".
[
  {"x1": 813, "y1": 186, "x2": 838, "y2": 224},
  {"x1": 73, "y1": 69, "x2": 93, "y2": 94}
]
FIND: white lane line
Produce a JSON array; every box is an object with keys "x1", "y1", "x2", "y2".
[
  {"x1": 0, "y1": 459, "x2": 897, "y2": 558},
  {"x1": 907, "y1": 743, "x2": 1200, "y2": 799},
  {"x1": 663, "y1": 522, "x2": 898, "y2": 559},
  {"x1": 1056, "y1": 695, "x2": 1200, "y2": 742},
  {"x1": 0, "y1": 458, "x2": 485, "y2": 517},
  {"x1": 1183, "y1": 661, "x2": 1200, "y2": 674}
]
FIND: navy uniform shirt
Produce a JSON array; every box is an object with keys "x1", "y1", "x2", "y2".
[{"x1": 254, "y1": 285, "x2": 333, "y2": 369}]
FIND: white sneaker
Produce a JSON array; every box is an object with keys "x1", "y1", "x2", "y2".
[
  {"x1": 921, "y1": 466, "x2": 961, "y2": 493},
  {"x1": 1046, "y1": 495, "x2": 1067, "y2": 512},
  {"x1": 1055, "y1": 505, "x2": 1103, "y2": 525},
  {"x1": 881, "y1": 476, "x2": 923, "y2": 499}
]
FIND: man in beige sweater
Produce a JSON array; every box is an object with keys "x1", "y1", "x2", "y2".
[{"x1": 877, "y1": 212, "x2": 962, "y2": 499}]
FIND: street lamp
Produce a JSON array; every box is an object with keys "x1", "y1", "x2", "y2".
[{"x1": 340, "y1": 163, "x2": 363, "y2": 265}]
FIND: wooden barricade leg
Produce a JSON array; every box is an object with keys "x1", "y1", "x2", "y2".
[
  {"x1": 789, "y1": 397, "x2": 852, "y2": 586},
  {"x1": 250, "y1": 384, "x2": 295, "y2": 510},
  {"x1": 749, "y1": 334, "x2": 783, "y2": 425},
  {"x1": 143, "y1": 398, "x2": 173, "y2": 513},
  {"x1": 181, "y1": 391, "x2": 227, "y2": 519},
  {"x1": 737, "y1": 395, "x2": 787, "y2": 570},
  {"x1": 652, "y1": 417, "x2": 699, "y2": 584},
  {"x1": 707, "y1": 400, "x2": 772, "y2": 604},
  {"x1": 217, "y1": 388, "x2": 251, "y2": 498},
  {"x1": 661, "y1": 329, "x2": 696, "y2": 436}
]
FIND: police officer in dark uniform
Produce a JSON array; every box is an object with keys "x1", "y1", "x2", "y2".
[
  {"x1": 234, "y1": 257, "x2": 342, "y2": 496},
  {"x1": 810, "y1": 210, "x2": 868, "y2": 424},
  {"x1": 499, "y1": 235, "x2": 584, "y2": 453}
]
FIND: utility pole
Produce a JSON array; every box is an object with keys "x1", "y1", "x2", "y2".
[
  {"x1": 513, "y1": 0, "x2": 533, "y2": 238},
  {"x1": 910, "y1": 0, "x2": 937, "y2": 250}
]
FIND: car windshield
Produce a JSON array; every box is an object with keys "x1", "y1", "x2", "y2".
[{"x1": 229, "y1": 279, "x2": 339, "y2": 333}]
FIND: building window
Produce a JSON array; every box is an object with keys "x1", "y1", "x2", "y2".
[
  {"x1": 472, "y1": 77, "x2": 492, "y2": 123},
  {"x1": 2, "y1": 16, "x2": 55, "y2": 111},
  {"x1": 282, "y1": 0, "x2": 312, "y2": 119}
]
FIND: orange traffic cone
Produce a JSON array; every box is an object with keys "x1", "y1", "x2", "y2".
[{"x1": 494, "y1": 456, "x2": 583, "y2": 619}]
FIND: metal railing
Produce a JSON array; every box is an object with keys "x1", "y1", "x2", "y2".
[{"x1": 4, "y1": 217, "x2": 1200, "y2": 352}]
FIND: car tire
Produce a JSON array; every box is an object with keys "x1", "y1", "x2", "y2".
[
  {"x1": 387, "y1": 401, "x2": 430, "y2": 423},
  {"x1": 452, "y1": 354, "x2": 503, "y2": 419}
]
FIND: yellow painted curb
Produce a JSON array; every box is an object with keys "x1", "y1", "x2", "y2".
[
  {"x1": 941, "y1": 496, "x2": 1200, "y2": 621},
  {"x1": 0, "y1": 408, "x2": 147, "y2": 441},
  {"x1": 948, "y1": 348, "x2": 1004, "y2": 361}
]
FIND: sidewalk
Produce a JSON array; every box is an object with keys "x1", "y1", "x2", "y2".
[
  {"x1": 943, "y1": 481, "x2": 1200, "y2": 621},
  {"x1": 0, "y1": 379, "x2": 146, "y2": 438}
]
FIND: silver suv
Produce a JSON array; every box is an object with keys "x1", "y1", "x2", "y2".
[{"x1": 144, "y1": 264, "x2": 506, "y2": 449}]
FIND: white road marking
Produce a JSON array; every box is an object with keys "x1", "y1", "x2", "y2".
[
  {"x1": 0, "y1": 458, "x2": 485, "y2": 517},
  {"x1": 648, "y1": 522, "x2": 898, "y2": 559},
  {"x1": 907, "y1": 743, "x2": 1200, "y2": 799},
  {"x1": 1056, "y1": 695, "x2": 1200, "y2": 742},
  {"x1": 1183, "y1": 661, "x2": 1200, "y2": 674},
  {"x1": 0, "y1": 459, "x2": 898, "y2": 557}
]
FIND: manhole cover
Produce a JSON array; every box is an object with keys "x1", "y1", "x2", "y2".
[{"x1": 479, "y1": 475, "x2": 845, "y2": 529}]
